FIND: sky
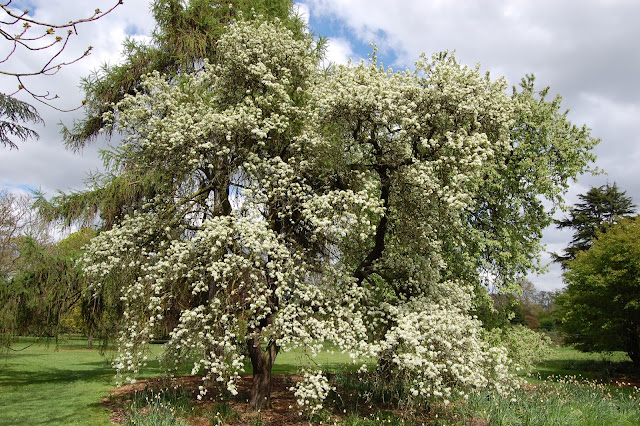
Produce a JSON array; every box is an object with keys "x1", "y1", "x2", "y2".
[{"x1": 1, "y1": 0, "x2": 639, "y2": 292}]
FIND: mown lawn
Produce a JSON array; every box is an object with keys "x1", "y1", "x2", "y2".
[
  {"x1": 534, "y1": 345, "x2": 634, "y2": 381},
  {"x1": 0, "y1": 337, "x2": 120, "y2": 425},
  {"x1": 0, "y1": 337, "x2": 360, "y2": 425},
  {"x1": 0, "y1": 336, "x2": 168, "y2": 425},
  {"x1": 1, "y1": 339, "x2": 639, "y2": 425}
]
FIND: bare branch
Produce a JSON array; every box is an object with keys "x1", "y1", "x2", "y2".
[{"x1": 0, "y1": 1, "x2": 123, "y2": 107}]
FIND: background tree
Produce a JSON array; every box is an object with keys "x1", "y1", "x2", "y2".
[
  {"x1": 552, "y1": 183, "x2": 636, "y2": 266},
  {"x1": 0, "y1": 190, "x2": 50, "y2": 280},
  {"x1": 1, "y1": 192, "x2": 105, "y2": 349},
  {"x1": 0, "y1": 228, "x2": 103, "y2": 349},
  {"x1": 0, "y1": 0, "x2": 123, "y2": 148},
  {"x1": 481, "y1": 280, "x2": 556, "y2": 331},
  {"x1": 558, "y1": 217, "x2": 640, "y2": 366}
]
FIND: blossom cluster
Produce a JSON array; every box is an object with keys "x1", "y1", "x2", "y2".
[
  {"x1": 371, "y1": 284, "x2": 517, "y2": 406},
  {"x1": 290, "y1": 370, "x2": 334, "y2": 416}
]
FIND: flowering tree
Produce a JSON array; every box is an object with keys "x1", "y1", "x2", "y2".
[{"x1": 60, "y1": 16, "x2": 597, "y2": 411}]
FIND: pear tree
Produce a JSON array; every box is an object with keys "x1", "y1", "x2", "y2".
[{"x1": 69, "y1": 17, "x2": 597, "y2": 410}]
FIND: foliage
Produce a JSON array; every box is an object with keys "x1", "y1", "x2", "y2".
[
  {"x1": 1, "y1": 190, "x2": 27, "y2": 280},
  {"x1": 125, "y1": 405, "x2": 188, "y2": 426},
  {"x1": 209, "y1": 401, "x2": 240, "y2": 425},
  {"x1": 1, "y1": 190, "x2": 58, "y2": 347},
  {"x1": 0, "y1": 190, "x2": 52, "y2": 279},
  {"x1": 341, "y1": 411, "x2": 410, "y2": 425},
  {"x1": 0, "y1": 228, "x2": 104, "y2": 348},
  {"x1": 125, "y1": 386, "x2": 193, "y2": 426},
  {"x1": 558, "y1": 217, "x2": 640, "y2": 366},
  {"x1": 46, "y1": 9, "x2": 598, "y2": 413},
  {"x1": 477, "y1": 279, "x2": 562, "y2": 335},
  {"x1": 453, "y1": 78, "x2": 598, "y2": 288},
  {"x1": 553, "y1": 183, "x2": 636, "y2": 265},
  {"x1": 485, "y1": 325, "x2": 552, "y2": 371},
  {"x1": 0, "y1": 93, "x2": 43, "y2": 149}
]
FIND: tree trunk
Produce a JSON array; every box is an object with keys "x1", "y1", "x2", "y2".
[
  {"x1": 86, "y1": 333, "x2": 93, "y2": 349},
  {"x1": 247, "y1": 334, "x2": 279, "y2": 410},
  {"x1": 627, "y1": 326, "x2": 640, "y2": 368}
]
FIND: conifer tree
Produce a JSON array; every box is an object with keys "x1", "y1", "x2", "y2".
[{"x1": 553, "y1": 183, "x2": 636, "y2": 266}]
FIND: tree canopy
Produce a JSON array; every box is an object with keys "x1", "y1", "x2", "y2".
[
  {"x1": 553, "y1": 183, "x2": 636, "y2": 265},
  {"x1": 63, "y1": 0, "x2": 305, "y2": 150},
  {"x1": 558, "y1": 217, "x2": 640, "y2": 366}
]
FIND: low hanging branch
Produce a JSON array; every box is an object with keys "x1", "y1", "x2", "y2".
[{"x1": 0, "y1": 0, "x2": 124, "y2": 111}]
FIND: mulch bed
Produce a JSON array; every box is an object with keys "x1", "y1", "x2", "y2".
[{"x1": 103, "y1": 374, "x2": 316, "y2": 425}]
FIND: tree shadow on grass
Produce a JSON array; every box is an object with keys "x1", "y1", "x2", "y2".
[
  {"x1": 535, "y1": 356, "x2": 638, "y2": 382},
  {"x1": 0, "y1": 361, "x2": 115, "y2": 386}
]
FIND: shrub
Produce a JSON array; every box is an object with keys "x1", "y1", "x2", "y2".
[
  {"x1": 364, "y1": 284, "x2": 518, "y2": 410},
  {"x1": 485, "y1": 324, "x2": 552, "y2": 370}
]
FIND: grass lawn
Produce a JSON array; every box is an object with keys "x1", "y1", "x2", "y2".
[
  {"x1": 0, "y1": 337, "x2": 146, "y2": 425},
  {"x1": 1, "y1": 339, "x2": 639, "y2": 425},
  {"x1": 1, "y1": 338, "x2": 114, "y2": 425},
  {"x1": 533, "y1": 345, "x2": 635, "y2": 381},
  {"x1": 0, "y1": 337, "x2": 361, "y2": 425},
  {"x1": 451, "y1": 346, "x2": 640, "y2": 426}
]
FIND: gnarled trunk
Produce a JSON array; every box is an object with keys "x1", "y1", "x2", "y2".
[{"x1": 247, "y1": 334, "x2": 279, "y2": 410}]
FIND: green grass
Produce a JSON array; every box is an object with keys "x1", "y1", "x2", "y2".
[
  {"x1": 0, "y1": 338, "x2": 361, "y2": 425},
  {"x1": 442, "y1": 346, "x2": 640, "y2": 426},
  {"x1": 2, "y1": 339, "x2": 638, "y2": 425},
  {"x1": 0, "y1": 336, "x2": 164, "y2": 425},
  {"x1": 533, "y1": 345, "x2": 634, "y2": 381},
  {"x1": 453, "y1": 376, "x2": 640, "y2": 426},
  {"x1": 271, "y1": 344, "x2": 370, "y2": 375}
]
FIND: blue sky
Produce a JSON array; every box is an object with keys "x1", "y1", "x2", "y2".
[
  {"x1": 2, "y1": 0, "x2": 640, "y2": 291},
  {"x1": 306, "y1": 11, "x2": 398, "y2": 66}
]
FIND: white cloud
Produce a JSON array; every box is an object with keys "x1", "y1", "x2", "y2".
[{"x1": 323, "y1": 37, "x2": 359, "y2": 66}]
